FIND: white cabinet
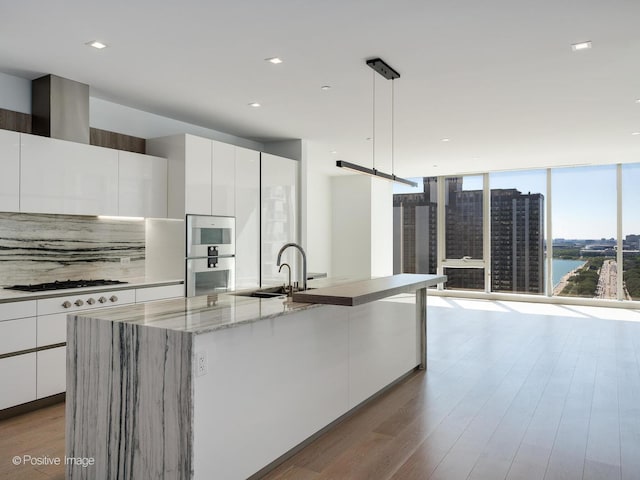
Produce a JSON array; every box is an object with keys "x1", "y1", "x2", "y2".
[
  {"x1": 0, "y1": 129, "x2": 20, "y2": 211},
  {"x1": 0, "y1": 317, "x2": 36, "y2": 355},
  {"x1": 0, "y1": 353, "x2": 36, "y2": 409},
  {"x1": 261, "y1": 153, "x2": 299, "y2": 286},
  {"x1": 212, "y1": 141, "x2": 235, "y2": 216},
  {"x1": 0, "y1": 300, "x2": 37, "y2": 409},
  {"x1": 20, "y1": 133, "x2": 119, "y2": 215},
  {"x1": 118, "y1": 151, "x2": 168, "y2": 218},
  {"x1": 37, "y1": 346, "x2": 66, "y2": 399},
  {"x1": 148, "y1": 134, "x2": 257, "y2": 219},
  {"x1": 184, "y1": 135, "x2": 213, "y2": 216},
  {"x1": 37, "y1": 313, "x2": 66, "y2": 346},
  {"x1": 235, "y1": 147, "x2": 260, "y2": 289}
]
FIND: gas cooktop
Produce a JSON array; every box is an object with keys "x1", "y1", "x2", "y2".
[{"x1": 4, "y1": 279, "x2": 129, "y2": 292}]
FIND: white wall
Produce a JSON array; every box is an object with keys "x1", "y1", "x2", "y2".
[
  {"x1": 0, "y1": 72, "x2": 31, "y2": 113},
  {"x1": 370, "y1": 179, "x2": 393, "y2": 277},
  {"x1": 145, "y1": 218, "x2": 185, "y2": 281},
  {"x1": 90, "y1": 98, "x2": 264, "y2": 151},
  {"x1": 331, "y1": 175, "x2": 372, "y2": 278}
]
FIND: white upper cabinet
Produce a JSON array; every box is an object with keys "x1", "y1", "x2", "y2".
[
  {"x1": 235, "y1": 147, "x2": 260, "y2": 289},
  {"x1": 118, "y1": 151, "x2": 168, "y2": 218},
  {"x1": 261, "y1": 153, "x2": 299, "y2": 285},
  {"x1": 211, "y1": 141, "x2": 235, "y2": 216},
  {"x1": 0, "y1": 130, "x2": 20, "y2": 212},
  {"x1": 20, "y1": 134, "x2": 118, "y2": 215},
  {"x1": 185, "y1": 135, "x2": 212, "y2": 216}
]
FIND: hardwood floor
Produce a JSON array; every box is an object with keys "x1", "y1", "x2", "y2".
[
  {"x1": 2, "y1": 297, "x2": 640, "y2": 480},
  {"x1": 0, "y1": 402, "x2": 64, "y2": 479}
]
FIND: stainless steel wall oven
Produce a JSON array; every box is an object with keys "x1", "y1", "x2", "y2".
[{"x1": 186, "y1": 215, "x2": 235, "y2": 297}]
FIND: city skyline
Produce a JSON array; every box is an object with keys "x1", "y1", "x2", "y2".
[{"x1": 393, "y1": 165, "x2": 640, "y2": 239}]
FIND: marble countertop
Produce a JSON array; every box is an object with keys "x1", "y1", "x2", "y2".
[
  {"x1": 70, "y1": 275, "x2": 440, "y2": 335},
  {"x1": 0, "y1": 277, "x2": 184, "y2": 303}
]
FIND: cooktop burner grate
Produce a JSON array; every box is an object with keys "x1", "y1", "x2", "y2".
[{"x1": 4, "y1": 279, "x2": 128, "y2": 292}]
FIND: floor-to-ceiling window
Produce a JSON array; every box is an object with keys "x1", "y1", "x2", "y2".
[
  {"x1": 442, "y1": 175, "x2": 485, "y2": 291},
  {"x1": 393, "y1": 177, "x2": 437, "y2": 274},
  {"x1": 392, "y1": 162, "x2": 640, "y2": 305},
  {"x1": 622, "y1": 164, "x2": 640, "y2": 301},
  {"x1": 551, "y1": 165, "x2": 617, "y2": 299},
  {"x1": 489, "y1": 170, "x2": 546, "y2": 295}
]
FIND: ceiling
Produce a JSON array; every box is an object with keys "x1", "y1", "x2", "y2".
[{"x1": 1, "y1": 0, "x2": 639, "y2": 177}]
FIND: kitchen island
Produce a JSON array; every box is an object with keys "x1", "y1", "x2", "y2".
[{"x1": 65, "y1": 274, "x2": 445, "y2": 479}]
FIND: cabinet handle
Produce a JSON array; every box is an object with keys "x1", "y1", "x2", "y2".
[{"x1": 62, "y1": 301, "x2": 72, "y2": 309}]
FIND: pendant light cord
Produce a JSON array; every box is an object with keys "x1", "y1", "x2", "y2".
[
  {"x1": 372, "y1": 69, "x2": 376, "y2": 171},
  {"x1": 391, "y1": 79, "x2": 395, "y2": 176}
]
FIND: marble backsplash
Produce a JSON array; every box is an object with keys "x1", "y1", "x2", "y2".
[{"x1": 0, "y1": 212, "x2": 145, "y2": 286}]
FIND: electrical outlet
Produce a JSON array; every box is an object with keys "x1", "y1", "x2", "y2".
[
  {"x1": 120, "y1": 257, "x2": 131, "y2": 264},
  {"x1": 196, "y1": 351, "x2": 208, "y2": 377}
]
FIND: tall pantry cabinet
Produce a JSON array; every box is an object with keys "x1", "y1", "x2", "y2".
[{"x1": 147, "y1": 134, "x2": 264, "y2": 289}]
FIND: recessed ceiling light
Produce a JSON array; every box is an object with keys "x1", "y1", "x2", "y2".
[
  {"x1": 571, "y1": 41, "x2": 592, "y2": 51},
  {"x1": 441, "y1": 138, "x2": 450, "y2": 142},
  {"x1": 635, "y1": 99, "x2": 640, "y2": 104},
  {"x1": 265, "y1": 57, "x2": 283, "y2": 64},
  {"x1": 321, "y1": 85, "x2": 331, "y2": 91},
  {"x1": 248, "y1": 102, "x2": 261, "y2": 108},
  {"x1": 86, "y1": 40, "x2": 108, "y2": 49},
  {"x1": 330, "y1": 150, "x2": 337, "y2": 154},
  {"x1": 632, "y1": 132, "x2": 640, "y2": 136}
]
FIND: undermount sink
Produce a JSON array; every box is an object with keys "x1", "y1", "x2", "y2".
[{"x1": 234, "y1": 286, "x2": 314, "y2": 299}]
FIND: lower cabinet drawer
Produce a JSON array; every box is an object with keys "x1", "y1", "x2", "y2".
[
  {"x1": 37, "y1": 313, "x2": 66, "y2": 347},
  {"x1": 0, "y1": 353, "x2": 37, "y2": 409},
  {"x1": 37, "y1": 346, "x2": 66, "y2": 399},
  {"x1": 0, "y1": 317, "x2": 36, "y2": 355}
]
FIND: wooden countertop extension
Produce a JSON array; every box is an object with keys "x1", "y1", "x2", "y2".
[{"x1": 291, "y1": 274, "x2": 447, "y2": 306}]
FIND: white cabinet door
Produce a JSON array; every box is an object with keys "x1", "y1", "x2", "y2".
[
  {"x1": 235, "y1": 147, "x2": 260, "y2": 289},
  {"x1": 261, "y1": 153, "x2": 299, "y2": 286},
  {"x1": 0, "y1": 353, "x2": 36, "y2": 409},
  {"x1": 0, "y1": 129, "x2": 20, "y2": 212},
  {"x1": 118, "y1": 151, "x2": 168, "y2": 218},
  {"x1": 0, "y1": 300, "x2": 37, "y2": 322},
  {"x1": 184, "y1": 135, "x2": 212, "y2": 215},
  {"x1": 36, "y1": 312, "x2": 66, "y2": 347},
  {"x1": 37, "y1": 346, "x2": 66, "y2": 399},
  {"x1": 0, "y1": 317, "x2": 36, "y2": 355},
  {"x1": 211, "y1": 141, "x2": 235, "y2": 216},
  {"x1": 20, "y1": 134, "x2": 119, "y2": 215}
]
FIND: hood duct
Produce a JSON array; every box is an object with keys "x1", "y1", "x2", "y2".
[{"x1": 31, "y1": 74, "x2": 90, "y2": 144}]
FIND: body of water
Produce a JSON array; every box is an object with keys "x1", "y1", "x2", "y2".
[{"x1": 552, "y1": 259, "x2": 586, "y2": 287}]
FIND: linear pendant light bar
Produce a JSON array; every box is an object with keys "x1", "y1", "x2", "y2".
[
  {"x1": 336, "y1": 160, "x2": 418, "y2": 187},
  {"x1": 336, "y1": 57, "x2": 417, "y2": 188}
]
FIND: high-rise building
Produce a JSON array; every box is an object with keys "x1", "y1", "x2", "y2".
[{"x1": 393, "y1": 179, "x2": 544, "y2": 294}]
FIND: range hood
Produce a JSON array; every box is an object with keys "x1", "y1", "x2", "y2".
[{"x1": 31, "y1": 74, "x2": 90, "y2": 144}]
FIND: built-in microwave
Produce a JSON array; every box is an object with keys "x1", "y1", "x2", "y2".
[{"x1": 186, "y1": 215, "x2": 235, "y2": 297}]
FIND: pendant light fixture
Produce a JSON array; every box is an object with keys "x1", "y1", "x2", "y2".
[{"x1": 336, "y1": 57, "x2": 417, "y2": 188}]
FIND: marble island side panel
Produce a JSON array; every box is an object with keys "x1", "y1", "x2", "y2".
[{"x1": 66, "y1": 314, "x2": 193, "y2": 480}]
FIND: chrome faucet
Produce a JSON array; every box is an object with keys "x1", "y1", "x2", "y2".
[
  {"x1": 276, "y1": 243, "x2": 307, "y2": 292},
  {"x1": 278, "y1": 263, "x2": 292, "y2": 295}
]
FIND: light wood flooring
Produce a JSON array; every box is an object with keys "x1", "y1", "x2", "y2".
[{"x1": 2, "y1": 297, "x2": 640, "y2": 480}]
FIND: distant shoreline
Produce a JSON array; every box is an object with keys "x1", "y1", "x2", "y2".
[{"x1": 552, "y1": 261, "x2": 586, "y2": 295}]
